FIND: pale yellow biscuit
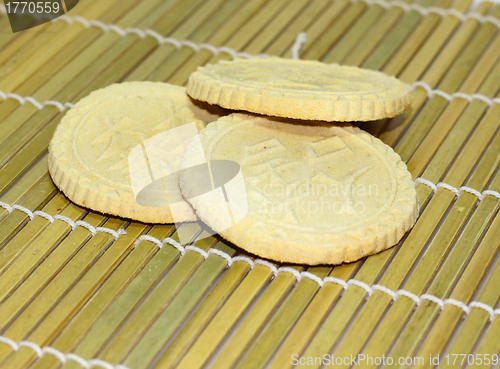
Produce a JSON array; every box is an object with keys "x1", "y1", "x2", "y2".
[
  {"x1": 180, "y1": 113, "x2": 418, "y2": 265},
  {"x1": 187, "y1": 58, "x2": 411, "y2": 122},
  {"x1": 48, "y1": 82, "x2": 221, "y2": 223}
]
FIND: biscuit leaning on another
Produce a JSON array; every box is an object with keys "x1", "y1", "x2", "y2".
[
  {"x1": 48, "y1": 82, "x2": 222, "y2": 224},
  {"x1": 187, "y1": 58, "x2": 411, "y2": 122},
  {"x1": 179, "y1": 114, "x2": 418, "y2": 265}
]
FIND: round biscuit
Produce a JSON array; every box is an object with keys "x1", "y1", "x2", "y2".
[
  {"x1": 48, "y1": 81, "x2": 220, "y2": 223},
  {"x1": 187, "y1": 58, "x2": 411, "y2": 122},
  {"x1": 179, "y1": 113, "x2": 419, "y2": 265}
]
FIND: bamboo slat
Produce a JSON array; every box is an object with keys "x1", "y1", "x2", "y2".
[
  {"x1": 402, "y1": 15, "x2": 500, "y2": 172},
  {"x1": 324, "y1": 0, "x2": 412, "y2": 64},
  {"x1": 134, "y1": 0, "x2": 257, "y2": 80},
  {"x1": 380, "y1": 2, "x2": 491, "y2": 146},
  {"x1": 148, "y1": 0, "x2": 261, "y2": 84},
  {"x1": 119, "y1": 0, "x2": 221, "y2": 82},
  {"x1": 150, "y1": 260, "x2": 252, "y2": 369},
  {"x1": 56, "y1": 225, "x2": 180, "y2": 369},
  {"x1": 0, "y1": 175, "x2": 57, "y2": 247},
  {"x1": 360, "y1": 141, "x2": 500, "y2": 364},
  {"x1": 122, "y1": 242, "x2": 238, "y2": 369},
  {"x1": 362, "y1": 0, "x2": 457, "y2": 71},
  {"x1": 265, "y1": 0, "x2": 331, "y2": 57},
  {"x1": 293, "y1": 7, "x2": 500, "y2": 369},
  {"x1": 303, "y1": 1, "x2": 368, "y2": 61}
]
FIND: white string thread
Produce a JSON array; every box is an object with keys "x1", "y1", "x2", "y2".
[
  {"x1": 56, "y1": 15, "x2": 271, "y2": 60},
  {"x1": 0, "y1": 90, "x2": 74, "y2": 112},
  {"x1": 46, "y1": 11, "x2": 500, "y2": 60},
  {"x1": 412, "y1": 81, "x2": 500, "y2": 107},
  {"x1": 0, "y1": 202, "x2": 127, "y2": 239},
  {"x1": 291, "y1": 32, "x2": 307, "y2": 59},
  {"x1": 1, "y1": 298, "x2": 492, "y2": 369},
  {"x1": 0, "y1": 336, "x2": 129, "y2": 369},
  {"x1": 1, "y1": 0, "x2": 498, "y2": 62},
  {"x1": 2, "y1": 176, "x2": 500, "y2": 326},
  {"x1": 355, "y1": 0, "x2": 500, "y2": 29},
  {"x1": 2, "y1": 80, "x2": 499, "y2": 116},
  {"x1": 128, "y1": 235, "x2": 500, "y2": 320},
  {"x1": 413, "y1": 178, "x2": 500, "y2": 200}
]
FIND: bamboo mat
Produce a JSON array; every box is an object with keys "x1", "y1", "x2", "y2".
[{"x1": 0, "y1": 0, "x2": 500, "y2": 368}]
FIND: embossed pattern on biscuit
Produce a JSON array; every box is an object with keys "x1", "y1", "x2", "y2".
[
  {"x1": 179, "y1": 113, "x2": 418, "y2": 265},
  {"x1": 48, "y1": 82, "x2": 221, "y2": 224}
]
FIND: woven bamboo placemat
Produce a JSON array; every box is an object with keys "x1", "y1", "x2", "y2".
[{"x1": 0, "y1": 0, "x2": 500, "y2": 368}]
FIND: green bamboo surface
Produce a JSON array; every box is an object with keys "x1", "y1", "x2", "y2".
[{"x1": 0, "y1": 0, "x2": 499, "y2": 368}]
